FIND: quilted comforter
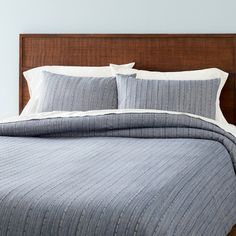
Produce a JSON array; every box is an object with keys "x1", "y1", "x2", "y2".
[{"x1": 0, "y1": 112, "x2": 235, "y2": 236}]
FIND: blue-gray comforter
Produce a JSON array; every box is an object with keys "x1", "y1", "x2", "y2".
[{"x1": 0, "y1": 112, "x2": 235, "y2": 236}]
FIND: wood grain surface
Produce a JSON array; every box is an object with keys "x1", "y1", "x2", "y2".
[{"x1": 20, "y1": 34, "x2": 236, "y2": 123}]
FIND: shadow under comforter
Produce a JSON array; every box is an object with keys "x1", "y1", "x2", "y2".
[{"x1": 0, "y1": 112, "x2": 236, "y2": 236}]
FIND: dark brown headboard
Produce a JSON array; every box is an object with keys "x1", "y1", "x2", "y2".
[{"x1": 20, "y1": 34, "x2": 236, "y2": 123}]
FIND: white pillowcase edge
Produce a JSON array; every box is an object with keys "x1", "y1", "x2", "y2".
[
  {"x1": 21, "y1": 63, "x2": 135, "y2": 116},
  {"x1": 110, "y1": 66, "x2": 229, "y2": 124}
]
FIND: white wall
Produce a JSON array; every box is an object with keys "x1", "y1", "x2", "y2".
[{"x1": 0, "y1": 0, "x2": 236, "y2": 118}]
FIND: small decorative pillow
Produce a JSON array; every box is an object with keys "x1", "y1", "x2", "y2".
[
  {"x1": 116, "y1": 74, "x2": 221, "y2": 119},
  {"x1": 37, "y1": 72, "x2": 118, "y2": 112}
]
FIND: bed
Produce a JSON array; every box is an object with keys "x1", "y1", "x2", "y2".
[{"x1": 0, "y1": 34, "x2": 235, "y2": 236}]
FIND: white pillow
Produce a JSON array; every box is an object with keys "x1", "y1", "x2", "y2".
[
  {"x1": 110, "y1": 65, "x2": 228, "y2": 123},
  {"x1": 21, "y1": 63, "x2": 135, "y2": 115}
]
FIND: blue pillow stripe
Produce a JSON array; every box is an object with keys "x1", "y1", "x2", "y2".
[
  {"x1": 116, "y1": 75, "x2": 220, "y2": 119},
  {"x1": 37, "y1": 72, "x2": 118, "y2": 112}
]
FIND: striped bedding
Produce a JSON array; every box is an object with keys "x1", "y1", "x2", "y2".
[
  {"x1": 0, "y1": 112, "x2": 236, "y2": 236},
  {"x1": 116, "y1": 75, "x2": 220, "y2": 119}
]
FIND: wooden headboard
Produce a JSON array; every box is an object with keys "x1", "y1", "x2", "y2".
[{"x1": 20, "y1": 34, "x2": 236, "y2": 123}]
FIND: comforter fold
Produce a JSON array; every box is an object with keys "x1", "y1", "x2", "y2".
[{"x1": 1, "y1": 112, "x2": 236, "y2": 168}]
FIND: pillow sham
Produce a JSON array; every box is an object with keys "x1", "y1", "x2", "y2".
[
  {"x1": 36, "y1": 72, "x2": 118, "y2": 113},
  {"x1": 21, "y1": 63, "x2": 135, "y2": 115},
  {"x1": 111, "y1": 65, "x2": 228, "y2": 123},
  {"x1": 25, "y1": 63, "x2": 135, "y2": 98},
  {"x1": 116, "y1": 74, "x2": 221, "y2": 119}
]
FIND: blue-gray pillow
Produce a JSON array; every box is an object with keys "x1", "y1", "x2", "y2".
[
  {"x1": 116, "y1": 75, "x2": 221, "y2": 119},
  {"x1": 37, "y1": 72, "x2": 118, "y2": 112}
]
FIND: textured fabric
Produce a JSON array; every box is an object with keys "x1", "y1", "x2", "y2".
[
  {"x1": 24, "y1": 63, "x2": 135, "y2": 97},
  {"x1": 22, "y1": 63, "x2": 135, "y2": 116},
  {"x1": 116, "y1": 75, "x2": 220, "y2": 119},
  {"x1": 110, "y1": 66, "x2": 229, "y2": 123},
  {"x1": 0, "y1": 113, "x2": 236, "y2": 236},
  {"x1": 37, "y1": 72, "x2": 118, "y2": 112},
  {"x1": 5, "y1": 109, "x2": 236, "y2": 137}
]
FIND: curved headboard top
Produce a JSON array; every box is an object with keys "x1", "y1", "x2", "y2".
[{"x1": 20, "y1": 34, "x2": 236, "y2": 123}]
